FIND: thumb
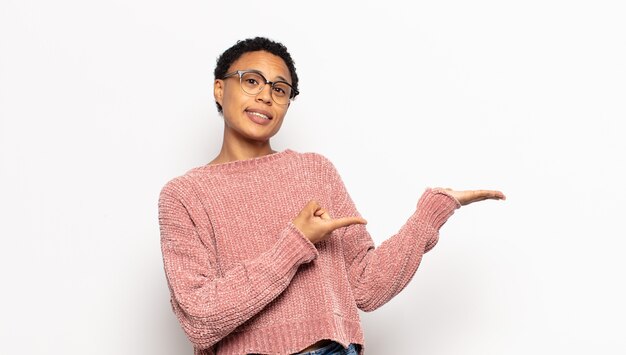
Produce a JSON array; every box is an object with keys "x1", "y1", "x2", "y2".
[{"x1": 303, "y1": 200, "x2": 321, "y2": 214}]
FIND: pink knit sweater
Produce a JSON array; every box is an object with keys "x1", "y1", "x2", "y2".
[{"x1": 158, "y1": 149, "x2": 460, "y2": 355}]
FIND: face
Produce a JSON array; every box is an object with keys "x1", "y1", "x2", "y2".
[{"x1": 214, "y1": 51, "x2": 293, "y2": 145}]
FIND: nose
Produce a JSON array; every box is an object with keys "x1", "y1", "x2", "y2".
[{"x1": 255, "y1": 84, "x2": 273, "y2": 105}]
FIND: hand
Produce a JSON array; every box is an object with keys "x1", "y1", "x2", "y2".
[
  {"x1": 292, "y1": 200, "x2": 367, "y2": 244},
  {"x1": 441, "y1": 188, "x2": 506, "y2": 206}
]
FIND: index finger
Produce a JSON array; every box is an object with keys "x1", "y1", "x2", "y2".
[{"x1": 330, "y1": 216, "x2": 368, "y2": 230}]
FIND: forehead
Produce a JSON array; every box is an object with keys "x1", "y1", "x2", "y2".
[{"x1": 228, "y1": 51, "x2": 292, "y2": 82}]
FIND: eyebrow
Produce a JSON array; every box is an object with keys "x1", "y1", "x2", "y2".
[
  {"x1": 274, "y1": 75, "x2": 289, "y2": 82},
  {"x1": 246, "y1": 69, "x2": 290, "y2": 83}
]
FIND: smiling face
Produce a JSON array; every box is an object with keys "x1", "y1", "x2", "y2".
[{"x1": 214, "y1": 50, "x2": 293, "y2": 146}]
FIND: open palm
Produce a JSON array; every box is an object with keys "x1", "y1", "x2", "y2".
[{"x1": 442, "y1": 188, "x2": 506, "y2": 206}]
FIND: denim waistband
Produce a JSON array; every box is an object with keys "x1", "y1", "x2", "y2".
[{"x1": 295, "y1": 341, "x2": 358, "y2": 355}]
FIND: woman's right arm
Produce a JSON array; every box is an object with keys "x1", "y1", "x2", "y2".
[{"x1": 158, "y1": 182, "x2": 318, "y2": 350}]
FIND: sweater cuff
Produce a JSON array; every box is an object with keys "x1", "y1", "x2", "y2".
[
  {"x1": 266, "y1": 223, "x2": 319, "y2": 274},
  {"x1": 416, "y1": 188, "x2": 460, "y2": 231}
]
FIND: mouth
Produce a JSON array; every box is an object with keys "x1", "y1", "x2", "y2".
[{"x1": 245, "y1": 109, "x2": 273, "y2": 120}]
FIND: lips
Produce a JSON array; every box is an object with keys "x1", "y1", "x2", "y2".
[
  {"x1": 248, "y1": 111, "x2": 270, "y2": 120},
  {"x1": 244, "y1": 109, "x2": 274, "y2": 126},
  {"x1": 245, "y1": 109, "x2": 273, "y2": 125},
  {"x1": 245, "y1": 109, "x2": 273, "y2": 120}
]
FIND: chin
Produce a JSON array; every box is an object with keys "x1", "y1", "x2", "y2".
[{"x1": 239, "y1": 129, "x2": 278, "y2": 143}]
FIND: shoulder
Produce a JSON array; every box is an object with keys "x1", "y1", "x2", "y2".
[
  {"x1": 159, "y1": 165, "x2": 207, "y2": 202},
  {"x1": 288, "y1": 151, "x2": 347, "y2": 191},
  {"x1": 291, "y1": 150, "x2": 337, "y2": 171}
]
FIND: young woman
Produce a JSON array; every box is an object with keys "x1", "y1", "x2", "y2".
[{"x1": 158, "y1": 37, "x2": 505, "y2": 355}]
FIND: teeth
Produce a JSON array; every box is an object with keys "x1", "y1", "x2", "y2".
[{"x1": 249, "y1": 111, "x2": 269, "y2": 120}]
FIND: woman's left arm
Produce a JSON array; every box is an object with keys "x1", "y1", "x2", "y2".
[{"x1": 324, "y1": 159, "x2": 504, "y2": 312}]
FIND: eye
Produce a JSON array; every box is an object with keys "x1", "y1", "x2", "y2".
[
  {"x1": 273, "y1": 83, "x2": 291, "y2": 97},
  {"x1": 273, "y1": 86, "x2": 286, "y2": 96},
  {"x1": 241, "y1": 72, "x2": 264, "y2": 90}
]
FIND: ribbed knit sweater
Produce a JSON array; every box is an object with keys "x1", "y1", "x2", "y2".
[{"x1": 158, "y1": 149, "x2": 460, "y2": 355}]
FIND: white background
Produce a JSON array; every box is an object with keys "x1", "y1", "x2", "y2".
[{"x1": 1, "y1": 0, "x2": 625, "y2": 354}]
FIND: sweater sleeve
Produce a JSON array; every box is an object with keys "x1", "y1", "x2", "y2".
[
  {"x1": 324, "y1": 159, "x2": 460, "y2": 312},
  {"x1": 158, "y1": 180, "x2": 318, "y2": 350}
]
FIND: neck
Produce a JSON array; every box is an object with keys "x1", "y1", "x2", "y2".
[{"x1": 210, "y1": 130, "x2": 277, "y2": 165}]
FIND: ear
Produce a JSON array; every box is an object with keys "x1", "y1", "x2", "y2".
[{"x1": 214, "y1": 79, "x2": 224, "y2": 107}]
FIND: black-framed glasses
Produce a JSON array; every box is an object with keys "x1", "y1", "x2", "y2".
[{"x1": 222, "y1": 70, "x2": 298, "y2": 105}]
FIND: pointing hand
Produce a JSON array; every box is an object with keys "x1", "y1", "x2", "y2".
[{"x1": 292, "y1": 200, "x2": 367, "y2": 244}]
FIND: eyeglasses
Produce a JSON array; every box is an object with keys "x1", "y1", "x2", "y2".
[{"x1": 222, "y1": 70, "x2": 298, "y2": 105}]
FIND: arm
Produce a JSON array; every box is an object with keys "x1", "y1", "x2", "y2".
[
  {"x1": 158, "y1": 182, "x2": 318, "y2": 349},
  {"x1": 324, "y1": 161, "x2": 460, "y2": 312}
]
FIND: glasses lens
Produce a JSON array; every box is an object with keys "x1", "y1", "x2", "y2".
[
  {"x1": 238, "y1": 71, "x2": 293, "y2": 105},
  {"x1": 240, "y1": 72, "x2": 265, "y2": 95},
  {"x1": 271, "y1": 82, "x2": 293, "y2": 105}
]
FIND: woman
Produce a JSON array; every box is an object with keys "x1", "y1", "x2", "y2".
[{"x1": 158, "y1": 37, "x2": 505, "y2": 355}]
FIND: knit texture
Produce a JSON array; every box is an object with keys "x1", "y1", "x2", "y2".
[{"x1": 158, "y1": 149, "x2": 460, "y2": 355}]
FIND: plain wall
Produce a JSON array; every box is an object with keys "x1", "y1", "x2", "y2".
[{"x1": 1, "y1": 0, "x2": 625, "y2": 354}]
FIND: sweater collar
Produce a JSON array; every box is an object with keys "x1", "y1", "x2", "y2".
[{"x1": 202, "y1": 149, "x2": 295, "y2": 173}]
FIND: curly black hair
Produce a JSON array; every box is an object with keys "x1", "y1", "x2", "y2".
[{"x1": 213, "y1": 37, "x2": 299, "y2": 113}]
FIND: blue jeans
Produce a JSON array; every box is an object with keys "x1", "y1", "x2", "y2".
[{"x1": 295, "y1": 341, "x2": 360, "y2": 355}]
